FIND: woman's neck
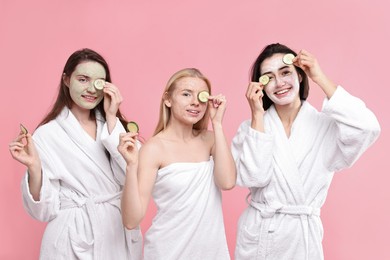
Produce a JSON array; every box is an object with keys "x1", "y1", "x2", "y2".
[
  {"x1": 70, "y1": 106, "x2": 93, "y2": 124},
  {"x1": 164, "y1": 121, "x2": 197, "y2": 141},
  {"x1": 275, "y1": 99, "x2": 302, "y2": 137}
]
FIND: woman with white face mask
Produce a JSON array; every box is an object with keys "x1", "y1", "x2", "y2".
[
  {"x1": 232, "y1": 43, "x2": 380, "y2": 260},
  {"x1": 118, "y1": 68, "x2": 236, "y2": 260},
  {"x1": 9, "y1": 48, "x2": 142, "y2": 260}
]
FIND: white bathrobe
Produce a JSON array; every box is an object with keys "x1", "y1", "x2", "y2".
[
  {"x1": 232, "y1": 87, "x2": 380, "y2": 260},
  {"x1": 144, "y1": 158, "x2": 230, "y2": 260},
  {"x1": 22, "y1": 107, "x2": 142, "y2": 260}
]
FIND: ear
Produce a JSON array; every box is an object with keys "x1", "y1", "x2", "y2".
[
  {"x1": 164, "y1": 100, "x2": 172, "y2": 108},
  {"x1": 62, "y1": 73, "x2": 70, "y2": 87},
  {"x1": 163, "y1": 92, "x2": 171, "y2": 107},
  {"x1": 298, "y1": 73, "x2": 302, "y2": 83}
]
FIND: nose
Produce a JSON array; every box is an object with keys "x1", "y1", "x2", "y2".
[
  {"x1": 274, "y1": 76, "x2": 286, "y2": 87},
  {"x1": 191, "y1": 95, "x2": 200, "y2": 106},
  {"x1": 87, "y1": 83, "x2": 96, "y2": 93}
]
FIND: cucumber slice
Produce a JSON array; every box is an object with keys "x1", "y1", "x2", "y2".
[
  {"x1": 259, "y1": 75, "x2": 270, "y2": 86},
  {"x1": 93, "y1": 79, "x2": 105, "y2": 90},
  {"x1": 127, "y1": 121, "x2": 139, "y2": 133},
  {"x1": 20, "y1": 124, "x2": 28, "y2": 134},
  {"x1": 198, "y1": 91, "x2": 210, "y2": 103},
  {"x1": 283, "y1": 53, "x2": 295, "y2": 65}
]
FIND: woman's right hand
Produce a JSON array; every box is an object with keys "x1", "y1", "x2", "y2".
[
  {"x1": 246, "y1": 82, "x2": 265, "y2": 116},
  {"x1": 118, "y1": 133, "x2": 139, "y2": 165},
  {"x1": 246, "y1": 82, "x2": 266, "y2": 131},
  {"x1": 9, "y1": 132, "x2": 41, "y2": 173}
]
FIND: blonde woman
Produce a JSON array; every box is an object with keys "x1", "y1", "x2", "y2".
[{"x1": 118, "y1": 68, "x2": 236, "y2": 259}]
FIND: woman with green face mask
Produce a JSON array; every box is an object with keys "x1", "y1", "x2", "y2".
[{"x1": 9, "y1": 48, "x2": 142, "y2": 260}]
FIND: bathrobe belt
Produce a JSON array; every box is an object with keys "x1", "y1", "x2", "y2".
[
  {"x1": 250, "y1": 200, "x2": 320, "y2": 260},
  {"x1": 60, "y1": 192, "x2": 122, "y2": 260},
  {"x1": 250, "y1": 200, "x2": 320, "y2": 219}
]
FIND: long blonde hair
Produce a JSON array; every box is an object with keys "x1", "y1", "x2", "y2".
[{"x1": 153, "y1": 68, "x2": 212, "y2": 136}]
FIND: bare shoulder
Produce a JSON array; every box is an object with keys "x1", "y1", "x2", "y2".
[
  {"x1": 139, "y1": 135, "x2": 164, "y2": 168},
  {"x1": 140, "y1": 136, "x2": 164, "y2": 155}
]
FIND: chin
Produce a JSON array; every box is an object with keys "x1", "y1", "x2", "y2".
[
  {"x1": 270, "y1": 99, "x2": 290, "y2": 106},
  {"x1": 80, "y1": 104, "x2": 99, "y2": 110},
  {"x1": 271, "y1": 95, "x2": 298, "y2": 106}
]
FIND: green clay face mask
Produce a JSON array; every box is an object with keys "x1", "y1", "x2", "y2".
[{"x1": 68, "y1": 61, "x2": 106, "y2": 110}]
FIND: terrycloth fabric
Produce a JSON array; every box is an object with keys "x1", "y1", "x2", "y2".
[
  {"x1": 21, "y1": 107, "x2": 142, "y2": 260},
  {"x1": 232, "y1": 86, "x2": 380, "y2": 260},
  {"x1": 144, "y1": 158, "x2": 230, "y2": 260}
]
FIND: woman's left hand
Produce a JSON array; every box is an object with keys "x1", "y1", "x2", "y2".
[
  {"x1": 294, "y1": 49, "x2": 337, "y2": 98},
  {"x1": 208, "y1": 94, "x2": 227, "y2": 125},
  {"x1": 103, "y1": 82, "x2": 123, "y2": 118},
  {"x1": 294, "y1": 50, "x2": 325, "y2": 84}
]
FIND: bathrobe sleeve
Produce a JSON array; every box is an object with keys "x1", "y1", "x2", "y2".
[
  {"x1": 322, "y1": 86, "x2": 381, "y2": 172},
  {"x1": 101, "y1": 118, "x2": 127, "y2": 186},
  {"x1": 21, "y1": 136, "x2": 61, "y2": 222},
  {"x1": 232, "y1": 120, "x2": 275, "y2": 188}
]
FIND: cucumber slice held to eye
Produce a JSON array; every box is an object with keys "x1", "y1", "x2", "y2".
[
  {"x1": 282, "y1": 53, "x2": 295, "y2": 65},
  {"x1": 20, "y1": 124, "x2": 28, "y2": 134},
  {"x1": 93, "y1": 79, "x2": 106, "y2": 90},
  {"x1": 259, "y1": 75, "x2": 270, "y2": 86},
  {"x1": 198, "y1": 91, "x2": 210, "y2": 103},
  {"x1": 127, "y1": 121, "x2": 139, "y2": 133}
]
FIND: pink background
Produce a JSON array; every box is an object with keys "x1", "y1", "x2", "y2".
[{"x1": 1, "y1": 0, "x2": 389, "y2": 259}]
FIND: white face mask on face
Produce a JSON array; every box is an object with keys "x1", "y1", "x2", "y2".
[
  {"x1": 66, "y1": 61, "x2": 106, "y2": 111},
  {"x1": 261, "y1": 53, "x2": 301, "y2": 106}
]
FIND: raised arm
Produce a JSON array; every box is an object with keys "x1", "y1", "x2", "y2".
[
  {"x1": 103, "y1": 82, "x2": 123, "y2": 134},
  {"x1": 208, "y1": 94, "x2": 236, "y2": 190},
  {"x1": 101, "y1": 118, "x2": 127, "y2": 185},
  {"x1": 231, "y1": 120, "x2": 274, "y2": 188},
  {"x1": 321, "y1": 86, "x2": 381, "y2": 171},
  {"x1": 293, "y1": 50, "x2": 380, "y2": 170},
  {"x1": 293, "y1": 49, "x2": 337, "y2": 99},
  {"x1": 118, "y1": 134, "x2": 159, "y2": 230},
  {"x1": 9, "y1": 132, "x2": 42, "y2": 201},
  {"x1": 9, "y1": 130, "x2": 60, "y2": 221}
]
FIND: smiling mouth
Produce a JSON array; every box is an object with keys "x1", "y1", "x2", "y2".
[
  {"x1": 275, "y1": 88, "x2": 291, "y2": 95},
  {"x1": 187, "y1": 109, "x2": 200, "y2": 115},
  {"x1": 82, "y1": 95, "x2": 98, "y2": 102}
]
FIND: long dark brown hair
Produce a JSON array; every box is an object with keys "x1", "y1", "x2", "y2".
[
  {"x1": 38, "y1": 48, "x2": 127, "y2": 128},
  {"x1": 250, "y1": 43, "x2": 310, "y2": 110}
]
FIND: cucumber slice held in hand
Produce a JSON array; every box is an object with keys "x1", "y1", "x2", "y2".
[
  {"x1": 198, "y1": 91, "x2": 210, "y2": 103},
  {"x1": 93, "y1": 79, "x2": 105, "y2": 90},
  {"x1": 282, "y1": 53, "x2": 295, "y2": 65},
  {"x1": 127, "y1": 121, "x2": 139, "y2": 133},
  {"x1": 259, "y1": 75, "x2": 270, "y2": 86},
  {"x1": 20, "y1": 124, "x2": 28, "y2": 134}
]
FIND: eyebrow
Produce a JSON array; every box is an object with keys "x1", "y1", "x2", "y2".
[
  {"x1": 262, "y1": 65, "x2": 291, "y2": 75},
  {"x1": 76, "y1": 74, "x2": 105, "y2": 80},
  {"x1": 76, "y1": 74, "x2": 90, "y2": 78}
]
